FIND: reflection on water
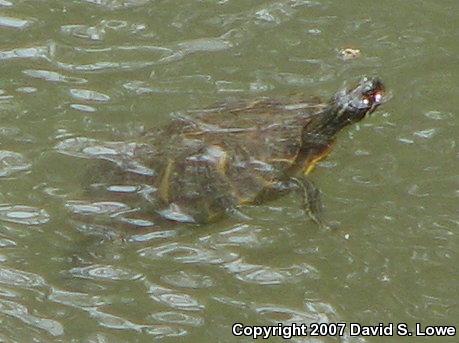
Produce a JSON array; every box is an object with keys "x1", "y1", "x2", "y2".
[{"x1": 0, "y1": 0, "x2": 457, "y2": 341}]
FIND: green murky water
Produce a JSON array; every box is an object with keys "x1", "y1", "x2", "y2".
[{"x1": 0, "y1": 0, "x2": 457, "y2": 342}]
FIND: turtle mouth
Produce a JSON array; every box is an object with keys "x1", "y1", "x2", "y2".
[
  {"x1": 345, "y1": 77, "x2": 386, "y2": 118},
  {"x1": 366, "y1": 88, "x2": 386, "y2": 114}
]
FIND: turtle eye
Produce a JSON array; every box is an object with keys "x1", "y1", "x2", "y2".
[
  {"x1": 362, "y1": 89, "x2": 384, "y2": 108},
  {"x1": 374, "y1": 92, "x2": 383, "y2": 103},
  {"x1": 358, "y1": 94, "x2": 373, "y2": 109}
]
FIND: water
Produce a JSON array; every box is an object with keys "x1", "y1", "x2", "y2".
[{"x1": 0, "y1": 0, "x2": 457, "y2": 342}]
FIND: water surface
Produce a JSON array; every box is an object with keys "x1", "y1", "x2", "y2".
[{"x1": 0, "y1": 0, "x2": 457, "y2": 342}]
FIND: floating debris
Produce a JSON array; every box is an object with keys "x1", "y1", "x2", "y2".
[{"x1": 338, "y1": 47, "x2": 361, "y2": 60}]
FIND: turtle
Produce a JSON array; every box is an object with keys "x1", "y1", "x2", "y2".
[{"x1": 139, "y1": 76, "x2": 386, "y2": 228}]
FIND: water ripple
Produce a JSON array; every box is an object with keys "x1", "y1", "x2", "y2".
[
  {"x1": 65, "y1": 201, "x2": 130, "y2": 216},
  {"x1": 143, "y1": 325, "x2": 187, "y2": 338},
  {"x1": 148, "y1": 311, "x2": 204, "y2": 327},
  {"x1": 413, "y1": 128, "x2": 436, "y2": 139},
  {"x1": 61, "y1": 24, "x2": 105, "y2": 41},
  {"x1": 2, "y1": 31, "x2": 236, "y2": 73},
  {"x1": 79, "y1": 0, "x2": 152, "y2": 10},
  {"x1": 199, "y1": 224, "x2": 266, "y2": 248},
  {"x1": 72, "y1": 221, "x2": 120, "y2": 240},
  {"x1": 129, "y1": 230, "x2": 178, "y2": 243},
  {"x1": 55, "y1": 137, "x2": 155, "y2": 176},
  {"x1": 49, "y1": 288, "x2": 109, "y2": 309},
  {"x1": 255, "y1": 305, "x2": 324, "y2": 324},
  {"x1": 68, "y1": 264, "x2": 142, "y2": 281},
  {"x1": 146, "y1": 283, "x2": 204, "y2": 311},
  {"x1": 0, "y1": 127, "x2": 36, "y2": 145},
  {"x1": 160, "y1": 271, "x2": 214, "y2": 289},
  {"x1": 0, "y1": 238, "x2": 16, "y2": 247},
  {"x1": 0, "y1": 267, "x2": 46, "y2": 288},
  {"x1": 139, "y1": 243, "x2": 239, "y2": 265},
  {"x1": 70, "y1": 103, "x2": 97, "y2": 112},
  {"x1": 123, "y1": 77, "x2": 214, "y2": 95},
  {"x1": 15, "y1": 86, "x2": 37, "y2": 93},
  {"x1": 0, "y1": 299, "x2": 64, "y2": 336},
  {"x1": 157, "y1": 35, "x2": 234, "y2": 64},
  {"x1": 70, "y1": 88, "x2": 111, "y2": 102},
  {"x1": 86, "y1": 307, "x2": 144, "y2": 331},
  {"x1": 0, "y1": 0, "x2": 455, "y2": 340},
  {"x1": 0, "y1": 205, "x2": 50, "y2": 225},
  {"x1": 0, "y1": 45, "x2": 49, "y2": 61},
  {"x1": 0, "y1": 16, "x2": 32, "y2": 29},
  {"x1": 224, "y1": 261, "x2": 319, "y2": 285},
  {"x1": 23, "y1": 69, "x2": 87, "y2": 84},
  {"x1": 0, "y1": 151, "x2": 31, "y2": 177},
  {"x1": 0, "y1": 0, "x2": 13, "y2": 7}
]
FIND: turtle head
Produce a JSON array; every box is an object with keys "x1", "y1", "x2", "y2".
[{"x1": 333, "y1": 76, "x2": 385, "y2": 125}]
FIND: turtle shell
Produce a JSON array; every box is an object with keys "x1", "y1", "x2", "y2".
[
  {"x1": 68, "y1": 77, "x2": 384, "y2": 227},
  {"x1": 148, "y1": 98, "x2": 327, "y2": 223}
]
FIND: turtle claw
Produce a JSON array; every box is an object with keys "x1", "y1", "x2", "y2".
[{"x1": 291, "y1": 176, "x2": 339, "y2": 230}]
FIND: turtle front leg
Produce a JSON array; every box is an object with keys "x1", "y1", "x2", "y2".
[{"x1": 290, "y1": 176, "x2": 336, "y2": 230}]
